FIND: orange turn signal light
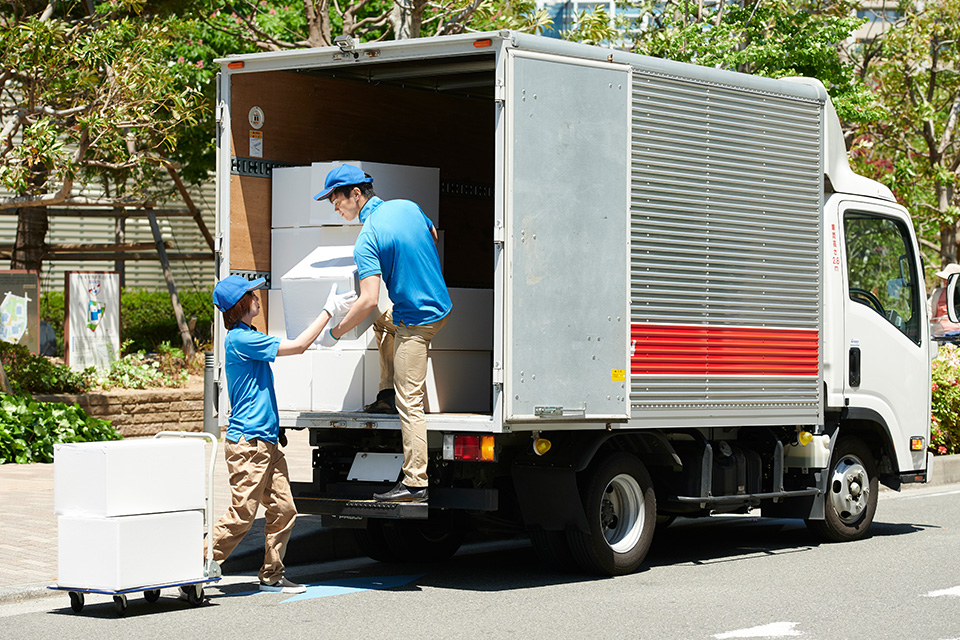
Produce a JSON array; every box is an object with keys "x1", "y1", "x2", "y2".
[
  {"x1": 474, "y1": 39, "x2": 492, "y2": 48},
  {"x1": 910, "y1": 437, "x2": 925, "y2": 451},
  {"x1": 480, "y1": 436, "x2": 496, "y2": 461},
  {"x1": 227, "y1": 61, "x2": 244, "y2": 69}
]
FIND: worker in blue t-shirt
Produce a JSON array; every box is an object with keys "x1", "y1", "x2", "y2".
[
  {"x1": 314, "y1": 165, "x2": 452, "y2": 504},
  {"x1": 209, "y1": 274, "x2": 355, "y2": 593}
]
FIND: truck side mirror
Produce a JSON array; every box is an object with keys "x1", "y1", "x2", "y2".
[{"x1": 947, "y1": 273, "x2": 960, "y2": 322}]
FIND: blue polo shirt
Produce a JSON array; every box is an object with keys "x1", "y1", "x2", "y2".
[
  {"x1": 224, "y1": 323, "x2": 281, "y2": 444},
  {"x1": 354, "y1": 197, "x2": 452, "y2": 326}
]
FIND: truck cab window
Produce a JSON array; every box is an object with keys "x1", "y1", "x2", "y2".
[{"x1": 843, "y1": 212, "x2": 921, "y2": 345}]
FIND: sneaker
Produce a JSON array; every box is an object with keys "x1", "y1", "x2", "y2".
[
  {"x1": 259, "y1": 577, "x2": 306, "y2": 594},
  {"x1": 373, "y1": 481, "x2": 428, "y2": 503}
]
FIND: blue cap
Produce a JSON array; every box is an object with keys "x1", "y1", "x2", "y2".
[
  {"x1": 313, "y1": 165, "x2": 373, "y2": 201},
  {"x1": 212, "y1": 275, "x2": 266, "y2": 312}
]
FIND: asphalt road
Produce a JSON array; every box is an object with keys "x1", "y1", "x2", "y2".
[{"x1": 4, "y1": 483, "x2": 959, "y2": 640}]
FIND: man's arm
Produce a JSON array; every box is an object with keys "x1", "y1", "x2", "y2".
[
  {"x1": 277, "y1": 309, "x2": 333, "y2": 356},
  {"x1": 332, "y1": 275, "x2": 380, "y2": 339}
]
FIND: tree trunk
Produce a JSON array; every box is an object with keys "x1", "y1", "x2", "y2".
[
  {"x1": 389, "y1": 0, "x2": 426, "y2": 40},
  {"x1": 939, "y1": 181, "x2": 957, "y2": 266},
  {"x1": 11, "y1": 206, "x2": 49, "y2": 272}
]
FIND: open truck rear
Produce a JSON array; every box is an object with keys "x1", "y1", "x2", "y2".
[{"x1": 215, "y1": 31, "x2": 932, "y2": 575}]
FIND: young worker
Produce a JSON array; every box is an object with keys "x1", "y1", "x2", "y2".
[
  {"x1": 209, "y1": 274, "x2": 356, "y2": 593},
  {"x1": 315, "y1": 165, "x2": 452, "y2": 504}
]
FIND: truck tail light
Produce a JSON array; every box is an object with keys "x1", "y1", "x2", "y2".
[
  {"x1": 442, "y1": 435, "x2": 497, "y2": 461},
  {"x1": 910, "y1": 437, "x2": 925, "y2": 451},
  {"x1": 473, "y1": 39, "x2": 492, "y2": 48}
]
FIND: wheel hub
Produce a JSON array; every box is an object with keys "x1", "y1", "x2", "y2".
[
  {"x1": 828, "y1": 455, "x2": 870, "y2": 524},
  {"x1": 598, "y1": 473, "x2": 645, "y2": 553}
]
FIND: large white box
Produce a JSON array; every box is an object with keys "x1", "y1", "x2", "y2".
[
  {"x1": 313, "y1": 350, "x2": 365, "y2": 411},
  {"x1": 271, "y1": 165, "x2": 314, "y2": 229},
  {"x1": 308, "y1": 161, "x2": 440, "y2": 227},
  {"x1": 271, "y1": 350, "x2": 313, "y2": 411},
  {"x1": 268, "y1": 288, "x2": 375, "y2": 350},
  {"x1": 54, "y1": 440, "x2": 205, "y2": 517},
  {"x1": 270, "y1": 226, "x2": 361, "y2": 287},
  {"x1": 430, "y1": 288, "x2": 493, "y2": 351},
  {"x1": 57, "y1": 511, "x2": 203, "y2": 590},
  {"x1": 280, "y1": 246, "x2": 390, "y2": 342},
  {"x1": 424, "y1": 351, "x2": 492, "y2": 414}
]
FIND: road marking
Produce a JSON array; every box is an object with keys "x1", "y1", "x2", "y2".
[
  {"x1": 894, "y1": 489, "x2": 960, "y2": 501},
  {"x1": 280, "y1": 574, "x2": 424, "y2": 603},
  {"x1": 924, "y1": 585, "x2": 960, "y2": 598},
  {"x1": 714, "y1": 622, "x2": 802, "y2": 638}
]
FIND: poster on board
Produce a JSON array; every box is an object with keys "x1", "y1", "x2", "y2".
[
  {"x1": 0, "y1": 271, "x2": 40, "y2": 354},
  {"x1": 65, "y1": 271, "x2": 121, "y2": 370}
]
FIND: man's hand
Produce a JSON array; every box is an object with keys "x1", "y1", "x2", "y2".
[
  {"x1": 323, "y1": 284, "x2": 357, "y2": 318},
  {"x1": 318, "y1": 327, "x2": 339, "y2": 348}
]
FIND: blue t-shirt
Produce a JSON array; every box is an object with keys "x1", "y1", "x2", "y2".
[
  {"x1": 354, "y1": 197, "x2": 453, "y2": 325},
  {"x1": 224, "y1": 323, "x2": 281, "y2": 444}
]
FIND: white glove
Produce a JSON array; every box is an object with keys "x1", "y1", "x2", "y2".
[
  {"x1": 318, "y1": 327, "x2": 339, "y2": 348},
  {"x1": 322, "y1": 284, "x2": 357, "y2": 317}
]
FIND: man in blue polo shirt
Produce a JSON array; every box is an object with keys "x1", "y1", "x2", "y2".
[{"x1": 316, "y1": 165, "x2": 452, "y2": 504}]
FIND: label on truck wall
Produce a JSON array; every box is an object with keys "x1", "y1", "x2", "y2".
[{"x1": 249, "y1": 130, "x2": 263, "y2": 158}]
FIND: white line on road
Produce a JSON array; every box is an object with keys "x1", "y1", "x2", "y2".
[
  {"x1": 923, "y1": 586, "x2": 960, "y2": 598},
  {"x1": 892, "y1": 489, "x2": 960, "y2": 501},
  {"x1": 714, "y1": 622, "x2": 802, "y2": 638}
]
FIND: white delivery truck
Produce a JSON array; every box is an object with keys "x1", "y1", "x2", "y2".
[{"x1": 214, "y1": 31, "x2": 932, "y2": 576}]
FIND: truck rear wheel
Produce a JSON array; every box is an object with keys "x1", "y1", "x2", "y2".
[
  {"x1": 807, "y1": 436, "x2": 878, "y2": 542},
  {"x1": 567, "y1": 452, "x2": 656, "y2": 576},
  {"x1": 529, "y1": 528, "x2": 576, "y2": 571}
]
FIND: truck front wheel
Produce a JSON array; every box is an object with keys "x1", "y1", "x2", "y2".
[
  {"x1": 567, "y1": 452, "x2": 656, "y2": 576},
  {"x1": 807, "y1": 436, "x2": 878, "y2": 542}
]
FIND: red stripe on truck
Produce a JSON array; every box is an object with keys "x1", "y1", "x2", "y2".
[{"x1": 631, "y1": 324, "x2": 819, "y2": 376}]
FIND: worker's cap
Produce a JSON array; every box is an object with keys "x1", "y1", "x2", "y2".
[
  {"x1": 313, "y1": 164, "x2": 373, "y2": 201},
  {"x1": 935, "y1": 264, "x2": 960, "y2": 279},
  {"x1": 212, "y1": 274, "x2": 266, "y2": 312}
]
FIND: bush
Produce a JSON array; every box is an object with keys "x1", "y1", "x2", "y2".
[
  {"x1": 41, "y1": 288, "x2": 214, "y2": 355},
  {"x1": 92, "y1": 341, "x2": 190, "y2": 390},
  {"x1": 0, "y1": 342, "x2": 91, "y2": 394},
  {"x1": 0, "y1": 394, "x2": 121, "y2": 464},
  {"x1": 931, "y1": 343, "x2": 960, "y2": 455}
]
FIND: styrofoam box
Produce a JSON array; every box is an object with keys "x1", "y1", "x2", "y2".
[
  {"x1": 280, "y1": 245, "x2": 391, "y2": 342},
  {"x1": 268, "y1": 288, "x2": 375, "y2": 351},
  {"x1": 271, "y1": 165, "x2": 316, "y2": 229},
  {"x1": 308, "y1": 161, "x2": 440, "y2": 227},
  {"x1": 361, "y1": 350, "x2": 491, "y2": 414},
  {"x1": 271, "y1": 350, "x2": 313, "y2": 411},
  {"x1": 313, "y1": 350, "x2": 365, "y2": 411},
  {"x1": 54, "y1": 440, "x2": 204, "y2": 517},
  {"x1": 57, "y1": 511, "x2": 203, "y2": 590},
  {"x1": 430, "y1": 288, "x2": 493, "y2": 351},
  {"x1": 270, "y1": 226, "x2": 361, "y2": 287}
]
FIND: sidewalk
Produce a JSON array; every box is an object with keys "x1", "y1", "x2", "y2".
[{"x1": 0, "y1": 428, "x2": 357, "y2": 604}]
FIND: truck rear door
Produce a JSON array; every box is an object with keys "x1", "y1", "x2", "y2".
[{"x1": 502, "y1": 49, "x2": 631, "y2": 423}]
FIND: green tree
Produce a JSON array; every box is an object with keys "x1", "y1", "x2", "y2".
[
  {"x1": 0, "y1": 0, "x2": 209, "y2": 271},
  {"x1": 848, "y1": 0, "x2": 960, "y2": 270}
]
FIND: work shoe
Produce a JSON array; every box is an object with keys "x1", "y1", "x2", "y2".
[
  {"x1": 373, "y1": 481, "x2": 428, "y2": 503},
  {"x1": 362, "y1": 398, "x2": 398, "y2": 414},
  {"x1": 259, "y1": 576, "x2": 306, "y2": 594}
]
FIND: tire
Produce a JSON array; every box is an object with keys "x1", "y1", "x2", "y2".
[
  {"x1": 353, "y1": 520, "x2": 402, "y2": 563},
  {"x1": 188, "y1": 586, "x2": 204, "y2": 606},
  {"x1": 807, "y1": 436, "x2": 878, "y2": 543},
  {"x1": 529, "y1": 528, "x2": 576, "y2": 571},
  {"x1": 566, "y1": 452, "x2": 657, "y2": 576},
  {"x1": 381, "y1": 512, "x2": 466, "y2": 562},
  {"x1": 69, "y1": 591, "x2": 84, "y2": 613},
  {"x1": 143, "y1": 589, "x2": 161, "y2": 603},
  {"x1": 113, "y1": 594, "x2": 127, "y2": 616}
]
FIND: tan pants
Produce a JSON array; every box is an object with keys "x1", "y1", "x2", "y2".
[
  {"x1": 205, "y1": 437, "x2": 297, "y2": 584},
  {"x1": 373, "y1": 310, "x2": 449, "y2": 488}
]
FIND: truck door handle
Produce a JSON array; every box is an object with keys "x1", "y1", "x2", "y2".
[{"x1": 849, "y1": 347, "x2": 861, "y2": 387}]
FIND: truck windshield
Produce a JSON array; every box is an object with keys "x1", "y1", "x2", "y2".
[{"x1": 843, "y1": 212, "x2": 921, "y2": 345}]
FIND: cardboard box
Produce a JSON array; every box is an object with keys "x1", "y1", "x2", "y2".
[
  {"x1": 313, "y1": 350, "x2": 365, "y2": 411},
  {"x1": 430, "y1": 288, "x2": 493, "y2": 351},
  {"x1": 57, "y1": 511, "x2": 203, "y2": 590},
  {"x1": 280, "y1": 245, "x2": 390, "y2": 342},
  {"x1": 54, "y1": 440, "x2": 205, "y2": 517}
]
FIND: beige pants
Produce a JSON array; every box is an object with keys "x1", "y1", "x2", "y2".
[
  {"x1": 205, "y1": 437, "x2": 297, "y2": 584},
  {"x1": 373, "y1": 310, "x2": 449, "y2": 488}
]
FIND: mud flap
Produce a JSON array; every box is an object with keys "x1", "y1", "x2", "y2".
[{"x1": 512, "y1": 465, "x2": 590, "y2": 533}]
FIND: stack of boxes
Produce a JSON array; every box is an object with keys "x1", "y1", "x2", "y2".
[
  {"x1": 268, "y1": 160, "x2": 492, "y2": 414},
  {"x1": 54, "y1": 439, "x2": 205, "y2": 590}
]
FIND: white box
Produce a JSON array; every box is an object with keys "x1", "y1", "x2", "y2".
[
  {"x1": 431, "y1": 288, "x2": 493, "y2": 351},
  {"x1": 280, "y1": 246, "x2": 390, "y2": 342},
  {"x1": 313, "y1": 350, "x2": 365, "y2": 411},
  {"x1": 308, "y1": 161, "x2": 440, "y2": 227},
  {"x1": 268, "y1": 288, "x2": 375, "y2": 350},
  {"x1": 271, "y1": 166, "x2": 314, "y2": 228},
  {"x1": 270, "y1": 226, "x2": 361, "y2": 286},
  {"x1": 425, "y1": 351, "x2": 492, "y2": 414},
  {"x1": 363, "y1": 349, "x2": 384, "y2": 406},
  {"x1": 54, "y1": 440, "x2": 205, "y2": 517},
  {"x1": 271, "y1": 350, "x2": 313, "y2": 411},
  {"x1": 57, "y1": 511, "x2": 203, "y2": 590}
]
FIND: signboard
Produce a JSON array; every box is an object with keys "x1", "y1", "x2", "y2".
[
  {"x1": 0, "y1": 271, "x2": 40, "y2": 354},
  {"x1": 65, "y1": 271, "x2": 121, "y2": 370}
]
